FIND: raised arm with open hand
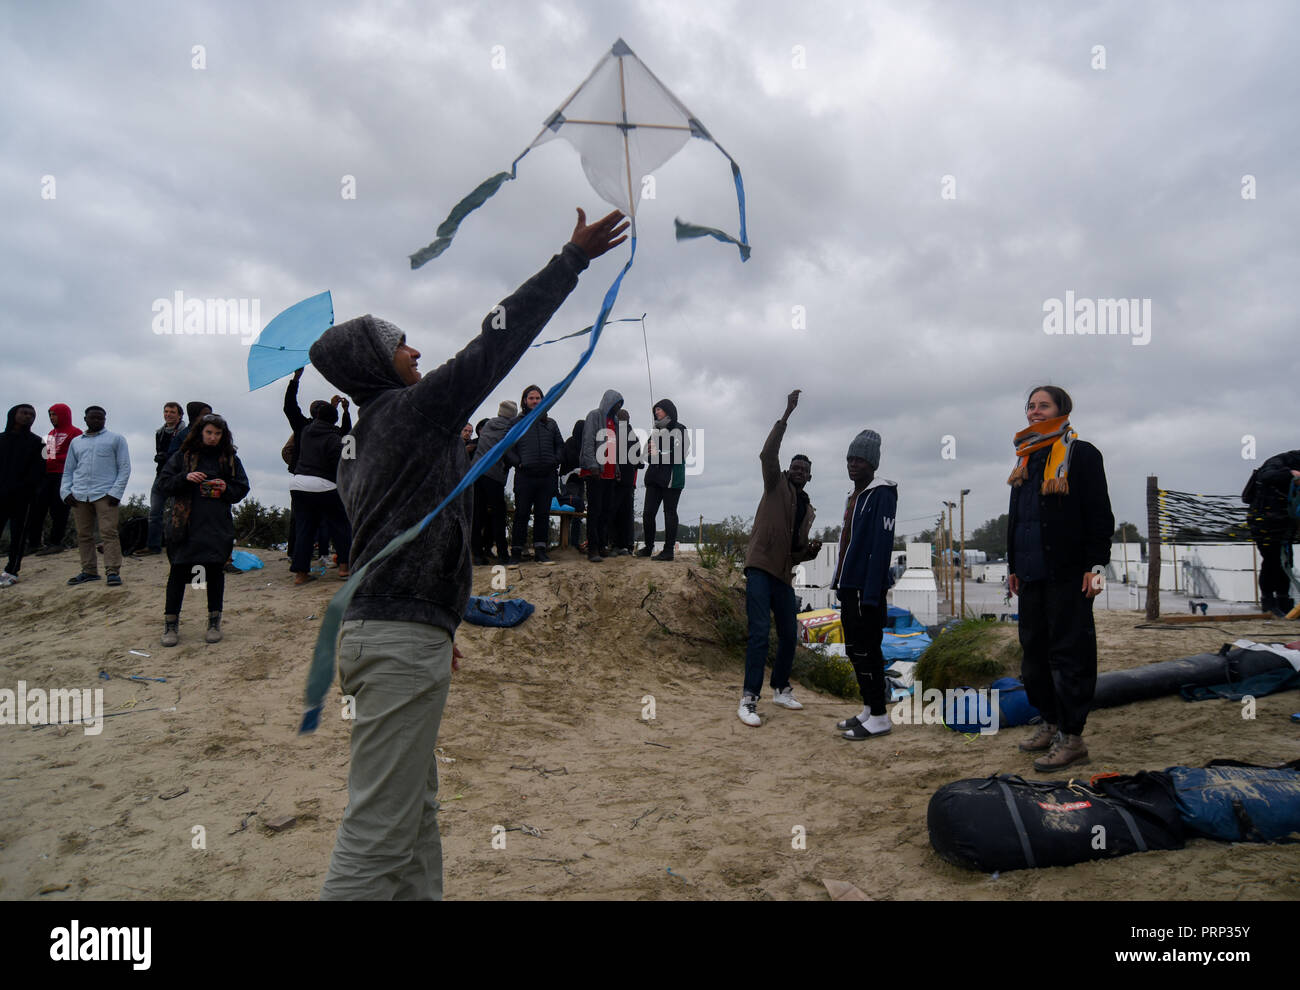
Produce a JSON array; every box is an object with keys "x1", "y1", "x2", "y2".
[{"x1": 570, "y1": 208, "x2": 630, "y2": 260}]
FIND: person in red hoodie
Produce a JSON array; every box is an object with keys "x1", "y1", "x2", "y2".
[
  {"x1": 578, "y1": 389, "x2": 623, "y2": 562},
  {"x1": 26, "y1": 403, "x2": 82, "y2": 555}
]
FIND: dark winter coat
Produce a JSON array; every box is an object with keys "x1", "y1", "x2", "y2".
[
  {"x1": 296, "y1": 413, "x2": 352, "y2": 483},
  {"x1": 1245, "y1": 449, "x2": 1300, "y2": 534},
  {"x1": 643, "y1": 398, "x2": 689, "y2": 490},
  {"x1": 154, "y1": 422, "x2": 183, "y2": 474},
  {"x1": 1006, "y1": 439, "x2": 1113, "y2": 582},
  {"x1": 614, "y1": 418, "x2": 644, "y2": 488},
  {"x1": 561, "y1": 420, "x2": 585, "y2": 475},
  {"x1": 308, "y1": 242, "x2": 590, "y2": 635},
  {"x1": 0, "y1": 405, "x2": 45, "y2": 500},
  {"x1": 158, "y1": 447, "x2": 251, "y2": 566},
  {"x1": 505, "y1": 384, "x2": 564, "y2": 481}
]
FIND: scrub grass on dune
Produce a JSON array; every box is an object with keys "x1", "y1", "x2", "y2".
[
  {"x1": 915, "y1": 618, "x2": 1023, "y2": 690},
  {"x1": 692, "y1": 571, "x2": 1025, "y2": 699}
]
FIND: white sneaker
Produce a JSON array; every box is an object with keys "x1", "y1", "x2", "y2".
[
  {"x1": 772, "y1": 687, "x2": 804, "y2": 710},
  {"x1": 0, "y1": 571, "x2": 17, "y2": 587},
  {"x1": 737, "y1": 695, "x2": 761, "y2": 727}
]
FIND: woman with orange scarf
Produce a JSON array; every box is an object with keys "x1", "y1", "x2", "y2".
[{"x1": 1007, "y1": 386, "x2": 1113, "y2": 771}]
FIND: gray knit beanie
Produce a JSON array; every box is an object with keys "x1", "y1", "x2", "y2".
[
  {"x1": 371, "y1": 317, "x2": 405, "y2": 358},
  {"x1": 848, "y1": 429, "x2": 882, "y2": 468},
  {"x1": 498, "y1": 400, "x2": 518, "y2": 418}
]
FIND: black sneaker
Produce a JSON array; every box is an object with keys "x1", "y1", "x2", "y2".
[
  {"x1": 507, "y1": 550, "x2": 523, "y2": 565},
  {"x1": 473, "y1": 555, "x2": 490, "y2": 566},
  {"x1": 653, "y1": 550, "x2": 674, "y2": 561},
  {"x1": 68, "y1": 572, "x2": 101, "y2": 585},
  {"x1": 106, "y1": 573, "x2": 123, "y2": 587},
  {"x1": 587, "y1": 553, "x2": 604, "y2": 563},
  {"x1": 535, "y1": 549, "x2": 553, "y2": 564}
]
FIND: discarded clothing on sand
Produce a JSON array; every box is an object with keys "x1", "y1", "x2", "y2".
[{"x1": 463, "y1": 596, "x2": 534, "y2": 627}]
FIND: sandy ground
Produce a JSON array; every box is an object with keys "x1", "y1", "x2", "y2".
[{"x1": 2, "y1": 547, "x2": 1298, "y2": 901}]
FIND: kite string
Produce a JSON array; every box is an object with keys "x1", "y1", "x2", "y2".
[
  {"x1": 301, "y1": 236, "x2": 639, "y2": 733},
  {"x1": 641, "y1": 314, "x2": 654, "y2": 410}
]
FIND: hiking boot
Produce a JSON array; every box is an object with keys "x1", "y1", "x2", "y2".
[
  {"x1": 737, "y1": 694, "x2": 761, "y2": 727},
  {"x1": 162, "y1": 615, "x2": 180, "y2": 647},
  {"x1": 205, "y1": 612, "x2": 223, "y2": 643},
  {"x1": 653, "y1": 550, "x2": 674, "y2": 561},
  {"x1": 772, "y1": 686, "x2": 804, "y2": 710},
  {"x1": 67, "y1": 572, "x2": 101, "y2": 585},
  {"x1": 1033, "y1": 733, "x2": 1089, "y2": 772},
  {"x1": 106, "y1": 573, "x2": 123, "y2": 587},
  {"x1": 1018, "y1": 722, "x2": 1059, "y2": 752},
  {"x1": 636, "y1": 546, "x2": 653, "y2": 557}
]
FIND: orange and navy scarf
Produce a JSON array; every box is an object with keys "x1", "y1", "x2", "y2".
[{"x1": 1008, "y1": 415, "x2": 1076, "y2": 494}]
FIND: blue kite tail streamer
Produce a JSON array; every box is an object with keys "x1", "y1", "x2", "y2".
[
  {"x1": 409, "y1": 149, "x2": 531, "y2": 269},
  {"x1": 300, "y1": 237, "x2": 638, "y2": 734},
  {"x1": 530, "y1": 314, "x2": 645, "y2": 348},
  {"x1": 674, "y1": 218, "x2": 751, "y2": 261},
  {"x1": 675, "y1": 157, "x2": 750, "y2": 261}
]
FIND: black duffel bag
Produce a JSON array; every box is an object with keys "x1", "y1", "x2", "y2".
[{"x1": 928, "y1": 772, "x2": 1185, "y2": 873}]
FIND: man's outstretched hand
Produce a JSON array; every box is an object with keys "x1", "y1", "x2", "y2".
[
  {"x1": 570, "y1": 208, "x2": 630, "y2": 260},
  {"x1": 782, "y1": 389, "x2": 801, "y2": 423}
]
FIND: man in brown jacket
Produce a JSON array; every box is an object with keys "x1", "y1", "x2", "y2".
[{"x1": 738, "y1": 389, "x2": 822, "y2": 726}]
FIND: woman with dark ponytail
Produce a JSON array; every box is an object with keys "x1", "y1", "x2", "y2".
[
  {"x1": 1007, "y1": 385, "x2": 1113, "y2": 771},
  {"x1": 157, "y1": 414, "x2": 250, "y2": 646}
]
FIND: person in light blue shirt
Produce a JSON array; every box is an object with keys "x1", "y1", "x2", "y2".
[{"x1": 60, "y1": 406, "x2": 131, "y2": 586}]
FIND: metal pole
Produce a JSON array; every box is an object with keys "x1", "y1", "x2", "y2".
[
  {"x1": 960, "y1": 489, "x2": 970, "y2": 619},
  {"x1": 946, "y1": 503, "x2": 955, "y2": 611},
  {"x1": 1252, "y1": 541, "x2": 1258, "y2": 609},
  {"x1": 1145, "y1": 476, "x2": 1161, "y2": 620}
]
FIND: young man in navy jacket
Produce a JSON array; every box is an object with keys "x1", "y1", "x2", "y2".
[{"x1": 830, "y1": 429, "x2": 899, "y2": 740}]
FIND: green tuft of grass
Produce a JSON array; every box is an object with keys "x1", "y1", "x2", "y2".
[
  {"x1": 914, "y1": 618, "x2": 1022, "y2": 690},
  {"x1": 790, "y1": 648, "x2": 860, "y2": 699}
]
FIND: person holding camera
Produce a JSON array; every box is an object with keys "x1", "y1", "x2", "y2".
[{"x1": 157, "y1": 414, "x2": 250, "y2": 645}]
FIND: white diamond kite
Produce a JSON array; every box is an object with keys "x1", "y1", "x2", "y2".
[{"x1": 409, "y1": 37, "x2": 749, "y2": 267}]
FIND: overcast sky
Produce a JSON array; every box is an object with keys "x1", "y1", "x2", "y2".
[{"x1": 3, "y1": 0, "x2": 1298, "y2": 542}]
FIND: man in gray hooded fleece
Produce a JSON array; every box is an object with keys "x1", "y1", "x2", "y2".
[{"x1": 308, "y1": 207, "x2": 628, "y2": 900}]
